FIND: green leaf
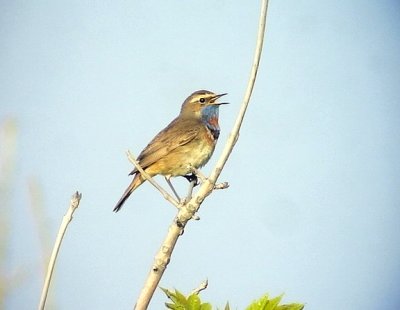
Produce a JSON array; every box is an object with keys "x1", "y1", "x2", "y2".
[
  {"x1": 246, "y1": 294, "x2": 269, "y2": 310},
  {"x1": 174, "y1": 289, "x2": 188, "y2": 306},
  {"x1": 200, "y1": 302, "x2": 212, "y2": 310},
  {"x1": 165, "y1": 302, "x2": 184, "y2": 310},
  {"x1": 266, "y1": 294, "x2": 283, "y2": 310},
  {"x1": 278, "y1": 303, "x2": 304, "y2": 310},
  {"x1": 245, "y1": 294, "x2": 304, "y2": 310},
  {"x1": 187, "y1": 294, "x2": 201, "y2": 310},
  {"x1": 161, "y1": 287, "x2": 188, "y2": 308},
  {"x1": 161, "y1": 287, "x2": 172, "y2": 299}
]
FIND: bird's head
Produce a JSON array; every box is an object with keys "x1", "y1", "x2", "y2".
[{"x1": 180, "y1": 90, "x2": 228, "y2": 120}]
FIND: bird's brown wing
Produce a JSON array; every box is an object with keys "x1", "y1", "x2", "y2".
[{"x1": 129, "y1": 118, "x2": 200, "y2": 175}]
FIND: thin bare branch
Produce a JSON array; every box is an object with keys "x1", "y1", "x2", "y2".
[
  {"x1": 190, "y1": 279, "x2": 208, "y2": 295},
  {"x1": 214, "y1": 182, "x2": 229, "y2": 190},
  {"x1": 209, "y1": 0, "x2": 269, "y2": 185},
  {"x1": 38, "y1": 191, "x2": 82, "y2": 310},
  {"x1": 126, "y1": 151, "x2": 179, "y2": 207}
]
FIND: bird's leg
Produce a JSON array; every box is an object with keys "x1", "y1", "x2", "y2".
[
  {"x1": 187, "y1": 165, "x2": 229, "y2": 191},
  {"x1": 187, "y1": 165, "x2": 208, "y2": 184},
  {"x1": 165, "y1": 177, "x2": 181, "y2": 202},
  {"x1": 186, "y1": 178, "x2": 196, "y2": 200},
  {"x1": 183, "y1": 178, "x2": 200, "y2": 220}
]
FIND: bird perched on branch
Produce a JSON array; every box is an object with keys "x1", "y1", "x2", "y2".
[{"x1": 113, "y1": 90, "x2": 228, "y2": 212}]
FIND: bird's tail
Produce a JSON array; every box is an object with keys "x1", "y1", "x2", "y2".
[{"x1": 113, "y1": 174, "x2": 144, "y2": 212}]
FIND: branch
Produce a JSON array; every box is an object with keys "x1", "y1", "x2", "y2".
[
  {"x1": 38, "y1": 191, "x2": 82, "y2": 310},
  {"x1": 209, "y1": 0, "x2": 269, "y2": 185},
  {"x1": 190, "y1": 279, "x2": 208, "y2": 295},
  {"x1": 135, "y1": 1, "x2": 269, "y2": 308},
  {"x1": 126, "y1": 151, "x2": 179, "y2": 207}
]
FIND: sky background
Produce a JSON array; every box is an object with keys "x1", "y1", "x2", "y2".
[{"x1": 1, "y1": 1, "x2": 400, "y2": 309}]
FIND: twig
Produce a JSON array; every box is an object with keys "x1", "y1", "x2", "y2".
[
  {"x1": 38, "y1": 191, "x2": 82, "y2": 310},
  {"x1": 126, "y1": 151, "x2": 179, "y2": 207},
  {"x1": 190, "y1": 279, "x2": 208, "y2": 295},
  {"x1": 214, "y1": 182, "x2": 229, "y2": 190},
  {"x1": 135, "y1": 1, "x2": 269, "y2": 308}
]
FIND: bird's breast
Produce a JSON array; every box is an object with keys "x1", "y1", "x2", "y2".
[{"x1": 150, "y1": 125, "x2": 217, "y2": 177}]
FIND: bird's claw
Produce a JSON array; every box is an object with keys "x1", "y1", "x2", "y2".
[
  {"x1": 183, "y1": 173, "x2": 199, "y2": 185},
  {"x1": 186, "y1": 165, "x2": 208, "y2": 184}
]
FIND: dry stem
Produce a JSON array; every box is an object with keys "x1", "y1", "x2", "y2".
[
  {"x1": 126, "y1": 151, "x2": 179, "y2": 207},
  {"x1": 190, "y1": 279, "x2": 208, "y2": 295},
  {"x1": 38, "y1": 192, "x2": 82, "y2": 310},
  {"x1": 135, "y1": 1, "x2": 269, "y2": 308}
]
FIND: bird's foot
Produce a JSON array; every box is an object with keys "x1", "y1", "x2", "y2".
[
  {"x1": 186, "y1": 166, "x2": 208, "y2": 184},
  {"x1": 183, "y1": 173, "x2": 199, "y2": 185}
]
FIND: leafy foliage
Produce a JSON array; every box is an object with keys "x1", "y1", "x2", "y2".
[
  {"x1": 161, "y1": 288, "x2": 304, "y2": 310},
  {"x1": 245, "y1": 294, "x2": 304, "y2": 310},
  {"x1": 161, "y1": 287, "x2": 212, "y2": 310}
]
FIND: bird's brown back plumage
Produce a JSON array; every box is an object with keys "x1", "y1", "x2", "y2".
[{"x1": 128, "y1": 118, "x2": 202, "y2": 176}]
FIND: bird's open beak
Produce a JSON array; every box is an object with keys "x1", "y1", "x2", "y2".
[{"x1": 210, "y1": 93, "x2": 229, "y2": 105}]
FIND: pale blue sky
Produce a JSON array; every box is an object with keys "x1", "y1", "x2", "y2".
[{"x1": 1, "y1": 1, "x2": 400, "y2": 309}]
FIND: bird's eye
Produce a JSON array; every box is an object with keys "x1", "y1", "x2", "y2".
[{"x1": 199, "y1": 98, "x2": 206, "y2": 103}]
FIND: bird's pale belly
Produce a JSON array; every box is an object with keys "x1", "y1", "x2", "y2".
[{"x1": 150, "y1": 137, "x2": 216, "y2": 177}]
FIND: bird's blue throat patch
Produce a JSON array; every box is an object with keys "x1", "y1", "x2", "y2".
[{"x1": 201, "y1": 105, "x2": 220, "y2": 140}]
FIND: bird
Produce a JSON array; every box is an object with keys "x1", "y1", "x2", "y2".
[{"x1": 113, "y1": 90, "x2": 228, "y2": 212}]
